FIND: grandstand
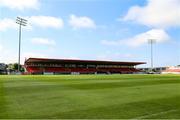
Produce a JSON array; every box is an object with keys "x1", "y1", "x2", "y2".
[{"x1": 24, "y1": 58, "x2": 145, "y2": 74}]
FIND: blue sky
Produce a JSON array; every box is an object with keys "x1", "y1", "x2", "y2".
[{"x1": 0, "y1": 0, "x2": 179, "y2": 67}]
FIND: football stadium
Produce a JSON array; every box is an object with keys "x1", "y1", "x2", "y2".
[{"x1": 1, "y1": 0, "x2": 180, "y2": 119}]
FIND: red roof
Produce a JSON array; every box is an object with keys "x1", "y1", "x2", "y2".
[
  {"x1": 163, "y1": 67, "x2": 180, "y2": 72},
  {"x1": 25, "y1": 58, "x2": 145, "y2": 66}
]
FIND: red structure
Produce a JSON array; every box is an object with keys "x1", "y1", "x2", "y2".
[{"x1": 24, "y1": 58, "x2": 145, "y2": 74}]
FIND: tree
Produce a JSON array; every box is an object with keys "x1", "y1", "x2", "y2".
[{"x1": 7, "y1": 63, "x2": 24, "y2": 72}]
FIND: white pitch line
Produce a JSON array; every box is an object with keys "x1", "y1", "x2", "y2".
[{"x1": 134, "y1": 109, "x2": 178, "y2": 119}]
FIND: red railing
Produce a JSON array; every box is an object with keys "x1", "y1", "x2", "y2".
[{"x1": 26, "y1": 67, "x2": 140, "y2": 74}]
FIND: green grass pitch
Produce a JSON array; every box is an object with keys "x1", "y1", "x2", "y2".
[{"x1": 0, "y1": 74, "x2": 180, "y2": 119}]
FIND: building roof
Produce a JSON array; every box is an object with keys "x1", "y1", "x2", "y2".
[
  {"x1": 25, "y1": 58, "x2": 145, "y2": 66},
  {"x1": 163, "y1": 66, "x2": 180, "y2": 72}
]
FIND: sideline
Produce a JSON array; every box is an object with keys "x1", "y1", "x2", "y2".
[{"x1": 134, "y1": 109, "x2": 177, "y2": 119}]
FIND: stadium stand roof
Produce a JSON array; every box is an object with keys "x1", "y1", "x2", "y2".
[{"x1": 25, "y1": 58, "x2": 145, "y2": 66}]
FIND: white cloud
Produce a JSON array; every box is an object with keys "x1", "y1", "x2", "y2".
[
  {"x1": 29, "y1": 16, "x2": 64, "y2": 29},
  {"x1": 69, "y1": 14, "x2": 96, "y2": 29},
  {"x1": 0, "y1": 51, "x2": 48, "y2": 64},
  {"x1": 0, "y1": 16, "x2": 64, "y2": 31},
  {"x1": 0, "y1": 43, "x2": 50, "y2": 64},
  {"x1": 123, "y1": 0, "x2": 180, "y2": 28},
  {"x1": 0, "y1": 0, "x2": 39, "y2": 10},
  {"x1": 101, "y1": 29, "x2": 170, "y2": 47},
  {"x1": 0, "y1": 44, "x2": 3, "y2": 52},
  {"x1": 96, "y1": 53, "x2": 136, "y2": 61},
  {"x1": 0, "y1": 18, "x2": 17, "y2": 31},
  {"x1": 31, "y1": 38, "x2": 56, "y2": 46},
  {"x1": 0, "y1": 48, "x2": 17, "y2": 63},
  {"x1": 23, "y1": 52, "x2": 48, "y2": 60}
]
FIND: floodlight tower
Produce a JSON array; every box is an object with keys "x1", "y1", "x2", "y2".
[
  {"x1": 16, "y1": 17, "x2": 27, "y2": 72},
  {"x1": 148, "y1": 39, "x2": 156, "y2": 72}
]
